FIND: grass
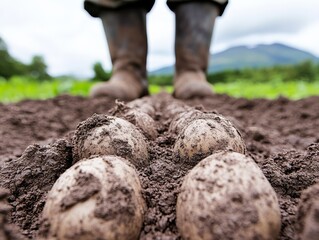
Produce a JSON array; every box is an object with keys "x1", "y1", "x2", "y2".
[
  {"x1": 0, "y1": 76, "x2": 318, "y2": 103},
  {"x1": 214, "y1": 80, "x2": 319, "y2": 100}
]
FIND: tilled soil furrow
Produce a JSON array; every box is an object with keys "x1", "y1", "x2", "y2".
[{"x1": 0, "y1": 93, "x2": 318, "y2": 240}]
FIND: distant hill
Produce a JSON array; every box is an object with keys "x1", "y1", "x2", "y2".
[{"x1": 151, "y1": 43, "x2": 319, "y2": 75}]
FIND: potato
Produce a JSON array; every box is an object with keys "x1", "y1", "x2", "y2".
[
  {"x1": 124, "y1": 109, "x2": 158, "y2": 140},
  {"x1": 109, "y1": 100, "x2": 157, "y2": 140},
  {"x1": 164, "y1": 101, "x2": 192, "y2": 120},
  {"x1": 169, "y1": 109, "x2": 202, "y2": 134},
  {"x1": 73, "y1": 115, "x2": 149, "y2": 167},
  {"x1": 177, "y1": 152, "x2": 281, "y2": 240},
  {"x1": 112, "y1": 107, "x2": 158, "y2": 140},
  {"x1": 296, "y1": 183, "x2": 319, "y2": 240},
  {"x1": 127, "y1": 98, "x2": 156, "y2": 118},
  {"x1": 39, "y1": 156, "x2": 146, "y2": 240},
  {"x1": 174, "y1": 114, "x2": 245, "y2": 164}
]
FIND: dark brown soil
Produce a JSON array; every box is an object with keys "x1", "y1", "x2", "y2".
[
  {"x1": 296, "y1": 182, "x2": 319, "y2": 239},
  {"x1": 0, "y1": 92, "x2": 319, "y2": 240}
]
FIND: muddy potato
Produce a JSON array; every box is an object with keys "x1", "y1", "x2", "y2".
[
  {"x1": 109, "y1": 100, "x2": 157, "y2": 139},
  {"x1": 164, "y1": 102, "x2": 192, "y2": 120},
  {"x1": 73, "y1": 115, "x2": 148, "y2": 167},
  {"x1": 127, "y1": 99, "x2": 156, "y2": 117},
  {"x1": 39, "y1": 156, "x2": 146, "y2": 240},
  {"x1": 174, "y1": 115, "x2": 245, "y2": 164},
  {"x1": 169, "y1": 109, "x2": 202, "y2": 134},
  {"x1": 177, "y1": 152, "x2": 281, "y2": 240},
  {"x1": 117, "y1": 109, "x2": 158, "y2": 140}
]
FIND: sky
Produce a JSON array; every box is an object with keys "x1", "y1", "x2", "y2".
[{"x1": 0, "y1": 0, "x2": 319, "y2": 77}]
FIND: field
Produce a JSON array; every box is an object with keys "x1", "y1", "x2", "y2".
[
  {"x1": 1, "y1": 64, "x2": 319, "y2": 239},
  {"x1": 0, "y1": 89, "x2": 319, "y2": 239},
  {"x1": 1, "y1": 76, "x2": 319, "y2": 103}
]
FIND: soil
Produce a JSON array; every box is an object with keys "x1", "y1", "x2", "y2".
[
  {"x1": 296, "y1": 182, "x2": 319, "y2": 239},
  {"x1": 0, "y1": 92, "x2": 319, "y2": 240}
]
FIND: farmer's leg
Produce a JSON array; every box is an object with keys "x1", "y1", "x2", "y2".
[
  {"x1": 84, "y1": 0, "x2": 155, "y2": 100},
  {"x1": 168, "y1": 0, "x2": 228, "y2": 99}
]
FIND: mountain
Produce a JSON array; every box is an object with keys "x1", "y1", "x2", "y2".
[{"x1": 151, "y1": 43, "x2": 319, "y2": 75}]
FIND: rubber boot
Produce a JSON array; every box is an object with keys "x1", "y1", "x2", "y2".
[
  {"x1": 173, "y1": 2, "x2": 219, "y2": 99},
  {"x1": 90, "y1": 8, "x2": 149, "y2": 101}
]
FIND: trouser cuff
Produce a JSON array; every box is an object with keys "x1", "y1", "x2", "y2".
[
  {"x1": 167, "y1": 0, "x2": 228, "y2": 16},
  {"x1": 84, "y1": 0, "x2": 155, "y2": 17}
]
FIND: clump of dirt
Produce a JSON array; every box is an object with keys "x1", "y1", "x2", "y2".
[
  {"x1": 0, "y1": 140, "x2": 73, "y2": 238},
  {"x1": 296, "y1": 182, "x2": 319, "y2": 239},
  {"x1": 0, "y1": 92, "x2": 319, "y2": 240},
  {"x1": 260, "y1": 143, "x2": 319, "y2": 239},
  {"x1": 0, "y1": 188, "x2": 26, "y2": 240},
  {"x1": 139, "y1": 135, "x2": 190, "y2": 239}
]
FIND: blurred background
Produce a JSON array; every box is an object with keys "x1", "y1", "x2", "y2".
[{"x1": 1, "y1": 0, "x2": 319, "y2": 101}]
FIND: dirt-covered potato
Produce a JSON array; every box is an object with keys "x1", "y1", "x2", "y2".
[
  {"x1": 73, "y1": 114, "x2": 149, "y2": 167},
  {"x1": 123, "y1": 109, "x2": 158, "y2": 140},
  {"x1": 169, "y1": 109, "x2": 202, "y2": 134},
  {"x1": 38, "y1": 156, "x2": 146, "y2": 240},
  {"x1": 111, "y1": 106, "x2": 156, "y2": 139},
  {"x1": 296, "y1": 183, "x2": 319, "y2": 240},
  {"x1": 173, "y1": 114, "x2": 245, "y2": 163},
  {"x1": 164, "y1": 101, "x2": 192, "y2": 120},
  {"x1": 109, "y1": 100, "x2": 157, "y2": 139},
  {"x1": 127, "y1": 98, "x2": 156, "y2": 117},
  {"x1": 177, "y1": 152, "x2": 281, "y2": 240}
]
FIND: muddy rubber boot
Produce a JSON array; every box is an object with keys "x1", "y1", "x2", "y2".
[
  {"x1": 173, "y1": 2, "x2": 219, "y2": 99},
  {"x1": 90, "y1": 8, "x2": 149, "y2": 101}
]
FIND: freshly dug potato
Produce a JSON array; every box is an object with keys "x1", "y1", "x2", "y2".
[
  {"x1": 109, "y1": 100, "x2": 157, "y2": 139},
  {"x1": 174, "y1": 114, "x2": 245, "y2": 164},
  {"x1": 164, "y1": 101, "x2": 192, "y2": 120},
  {"x1": 111, "y1": 107, "x2": 156, "y2": 138},
  {"x1": 73, "y1": 114, "x2": 149, "y2": 167},
  {"x1": 296, "y1": 183, "x2": 319, "y2": 240},
  {"x1": 127, "y1": 98, "x2": 156, "y2": 117},
  {"x1": 39, "y1": 156, "x2": 146, "y2": 240},
  {"x1": 122, "y1": 109, "x2": 158, "y2": 140},
  {"x1": 169, "y1": 109, "x2": 202, "y2": 134},
  {"x1": 177, "y1": 152, "x2": 281, "y2": 240}
]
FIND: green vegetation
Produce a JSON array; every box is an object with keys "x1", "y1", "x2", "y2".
[
  {"x1": 0, "y1": 37, "x2": 50, "y2": 80},
  {"x1": 0, "y1": 36, "x2": 318, "y2": 103},
  {"x1": 1, "y1": 75, "x2": 318, "y2": 103},
  {"x1": 213, "y1": 80, "x2": 319, "y2": 99},
  {"x1": 0, "y1": 76, "x2": 173, "y2": 103},
  {"x1": 207, "y1": 60, "x2": 319, "y2": 84}
]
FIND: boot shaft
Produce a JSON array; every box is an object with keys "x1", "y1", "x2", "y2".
[
  {"x1": 100, "y1": 8, "x2": 148, "y2": 80},
  {"x1": 174, "y1": 2, "x2": 219, "y2": 75}
]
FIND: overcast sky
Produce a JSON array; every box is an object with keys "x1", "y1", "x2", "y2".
[{"x1": 1, "y1": 0, "x2": 319, "y2": 77}]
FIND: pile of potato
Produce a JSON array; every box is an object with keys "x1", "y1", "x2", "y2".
[
  {"x1": 40, "y1": 98, "x2": 281, "y2": 240},
  {"x1": 39, "y1": 100, "x2": 156, "y2": 240},
  {"x1": 164, "y1": 102, "x2": 282, "y2": 240}
]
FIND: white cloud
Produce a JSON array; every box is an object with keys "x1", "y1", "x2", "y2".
[
  {"x1": 216, "y1": 0, "x2": 319, "y2": 42},
  {"x1": 0, "y1": 0, "x2": 319, "y2": 77}
]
